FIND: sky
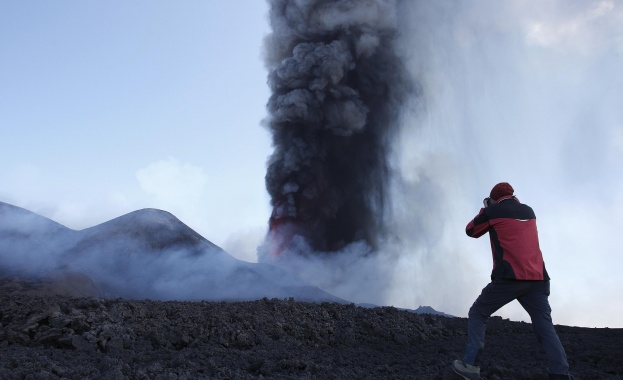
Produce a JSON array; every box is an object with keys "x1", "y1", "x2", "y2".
[
  {"x1": 0, "y1": 1, "x2": 273, "y2": 259},
  {"x1": 1, "y1": 1, "x2": 622, "y2": 328}
]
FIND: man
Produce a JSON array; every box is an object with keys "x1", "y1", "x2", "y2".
[{"x1": 451, "y1": 182, "x2": 571, "y2": 380}]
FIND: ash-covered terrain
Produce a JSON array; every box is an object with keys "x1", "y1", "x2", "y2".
[{"x1": 1, "y1": 292, "x2": 622, "y2": 380}]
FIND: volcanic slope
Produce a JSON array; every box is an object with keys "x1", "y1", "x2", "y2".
[{"x1": 0, "y1": 201, "x2": 344, "y2": 303}]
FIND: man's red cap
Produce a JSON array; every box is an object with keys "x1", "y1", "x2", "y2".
[{"x1": 490, "y1": 182, "x2": 514, "y2": 202}]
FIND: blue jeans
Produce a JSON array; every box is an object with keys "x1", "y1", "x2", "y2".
[{"x1": 464, "y1": 280, "x2": 569, "y2": 375}]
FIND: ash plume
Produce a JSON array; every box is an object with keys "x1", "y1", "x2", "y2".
[{"x1": 262, "y1": 0, "x2": 414, "y2": 255}]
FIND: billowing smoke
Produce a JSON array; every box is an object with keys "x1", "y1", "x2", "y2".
[
  {"x1": 258, "y1": 0, "x2": 623, "y2": 329},
  {"x1": 262, "y1": 0, "x2": 414, "y2": 255}
]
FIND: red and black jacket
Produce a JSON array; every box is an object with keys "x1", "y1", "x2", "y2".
[{"x1": 466, "y1": 196, "x2": 550, "y2": 281}]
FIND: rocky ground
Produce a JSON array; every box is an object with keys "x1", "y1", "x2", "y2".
[{"x1": 1, "y1": 292, "x2": 622, "y2": 379}]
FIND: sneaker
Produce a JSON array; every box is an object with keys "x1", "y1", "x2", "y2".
[{"x1": 451, "y1": 360, "x2": 480, "y2": 380}]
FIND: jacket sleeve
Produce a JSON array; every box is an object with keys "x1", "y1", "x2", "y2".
[{"x1": 466, "y1": 208, "x2": 490, "y2": 238}]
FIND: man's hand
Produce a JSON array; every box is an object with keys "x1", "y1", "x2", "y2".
[{"x1": 483, "y1": 197, "x2": 493, "y2": 208}]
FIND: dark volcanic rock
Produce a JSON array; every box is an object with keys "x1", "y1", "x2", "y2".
[{"x1": 1, "y1": 293, "x2": 621, "y2": 379}]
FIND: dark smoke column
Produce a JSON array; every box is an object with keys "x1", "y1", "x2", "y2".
[{"x1": 263, "y1": 0, "x2": 412, "y2": 255}]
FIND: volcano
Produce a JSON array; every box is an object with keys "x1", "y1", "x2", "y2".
[{"x1": 0, "y1": 201, "x2": 345, "y2": 303}]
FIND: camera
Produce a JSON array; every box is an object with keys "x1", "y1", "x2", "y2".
[{"x1": 483, "y1": 197, "x2": 493, "y2": 208}]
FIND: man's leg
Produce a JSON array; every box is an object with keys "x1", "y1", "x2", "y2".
[
  {"x1": 517, "y1": 281, "x2": 569, "y2": 376},
  {"x1": 464, "y1": 281, "x2": 527, "y2": 366}
]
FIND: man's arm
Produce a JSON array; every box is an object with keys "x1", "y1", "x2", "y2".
[{"x1": 466, "y1": 208, "x2": 490, "y2": 238}]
